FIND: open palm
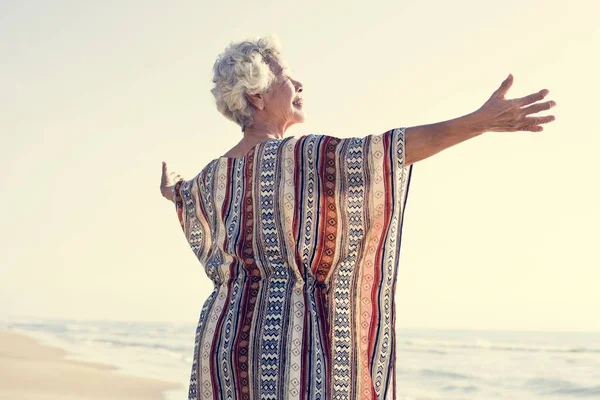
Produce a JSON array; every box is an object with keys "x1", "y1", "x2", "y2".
[{"x1": 477, "y1": 74, "x2": 556, "y2": 133}]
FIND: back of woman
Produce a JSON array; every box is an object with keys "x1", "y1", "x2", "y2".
[{"x1": 174, "y1": 129, "x2": 412, "y2": 400}]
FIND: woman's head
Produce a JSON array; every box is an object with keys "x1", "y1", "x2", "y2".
[{"x1": 211, "y1": 35, "x2": 304, "y2": 133}]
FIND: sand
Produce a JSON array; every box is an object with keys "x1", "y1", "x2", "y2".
[{"x1": 0, "y1": 330, "x2": 181, "y2": 400}]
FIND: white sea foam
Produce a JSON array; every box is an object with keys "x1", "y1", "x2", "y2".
[{"x1": 2, "y1": 318, "x2": 599, "y2": 400}]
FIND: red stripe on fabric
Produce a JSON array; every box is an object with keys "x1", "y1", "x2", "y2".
[
  {"x1": 221, "y1": 160, "x2": 233, "y2": 253},
  {"x1": 293, "y1": 137, "x2": 305, "y2": 281},
  {"x1": 368, "y1": 131, "x2": 394, "y2": 364},
  {"x1": 296, "y1": 136, "x2": 310, "y2": 399},
  {"x1": 232, "y1": 150, "x2": 259, "y2": 400},
  {"x1": 174, "y1": 180, "x2": 184, "y2": 232}
]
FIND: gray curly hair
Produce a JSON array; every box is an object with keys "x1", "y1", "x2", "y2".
[{"x1": 211, "y1": 35, "x2": 284, "y2": 131}]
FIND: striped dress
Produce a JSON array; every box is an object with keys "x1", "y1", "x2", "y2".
[{"x1": 173, "y1": 128, "x2": 413, "y2": 400}]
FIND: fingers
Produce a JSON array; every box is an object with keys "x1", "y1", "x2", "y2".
[
  {"x1": 517, "y1": 115, "x2": 555, "y2": 132},
  {"x1": 523, "y1": 115, "x2": 556, "y2": 126},
  {"x1": 161, "y1": 161, "x2": 183, "y2": 180},
  {"x1": 521, "y1": 125, "x2": 544, "y2": 132},
  {"x1": 514, "y1": 88, "x2": 556, "y2": 132},
  {"x1": 494, "y1": 74, "x2": 514, "y2": 99},
  {"x1": 515, "y1": 89, "x2": 550, "y2": 107},
  {"x1": 160, "y1": 161, "x2": 168, "y2": 186},
  {"x1": 159, "y1": 162, "x2": 183, "y2": 201},
  {"x1": 521, "y1": 100, "x2": 557, "y2": 116}
]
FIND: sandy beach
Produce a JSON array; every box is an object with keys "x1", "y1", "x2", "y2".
[{"x1": 0, "y1": 330, "x2": 180, "y2": 400}]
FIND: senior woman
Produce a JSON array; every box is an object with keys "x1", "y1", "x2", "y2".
[{"x1": 160, "y1": 36, "x2": 555, "y2": 400}]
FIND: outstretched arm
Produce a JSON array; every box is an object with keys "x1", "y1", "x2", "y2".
[{"x1": 404, "y1": 74, "x2": 556, "y2": 167}]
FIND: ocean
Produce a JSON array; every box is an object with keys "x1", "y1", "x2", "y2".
[{"x1": 1, "y1": 318, "x2": 599, "y2": 399}]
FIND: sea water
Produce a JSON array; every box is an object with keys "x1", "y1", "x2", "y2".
[{"x1": 1, "y1": 317, "x2": 599, "y2": 399}]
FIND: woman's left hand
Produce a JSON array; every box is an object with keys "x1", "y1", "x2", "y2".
[
  {"x1": 160, "y1": 162, "x2": 183, "y2": 202},
  {"x1": 474, "y1": 74, "x2": 556, "y2": 133}
]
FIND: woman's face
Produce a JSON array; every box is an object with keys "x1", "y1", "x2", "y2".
[{"x1": 261, "y1": 60, "x2": 304, "y2": 129}]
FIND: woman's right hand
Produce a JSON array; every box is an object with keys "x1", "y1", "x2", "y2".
[
  {"x1": 474, "y1": 74, "x2": 556, "y2": 133},
  {"x1": 160, "y1": 162, "x2": 183, "y2": 202}
]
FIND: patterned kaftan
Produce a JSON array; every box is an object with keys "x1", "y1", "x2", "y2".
[{"x1": 173, "y1": 128, "x2": 413, "y2": 400}]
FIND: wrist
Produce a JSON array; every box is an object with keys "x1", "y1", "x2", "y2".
[{"x1": 465, "y1": 110, "x2": 489, "y2": 136}]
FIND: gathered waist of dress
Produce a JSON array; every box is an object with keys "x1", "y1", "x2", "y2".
[{"x1": 214, "y1": 271, "x2": 331, "y2": 292}]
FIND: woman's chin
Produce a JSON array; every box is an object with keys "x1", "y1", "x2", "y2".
[{"x1": 293, "y1": 110, "x2": 306, "y2": 123}]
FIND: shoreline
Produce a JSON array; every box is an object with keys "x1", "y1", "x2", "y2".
[{"x1": 0, "y1": 329, "x2": 181, "y2": 400}]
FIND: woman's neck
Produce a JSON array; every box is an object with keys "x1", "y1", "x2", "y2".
[{"x1": 238, "y1": 120, "x2": 289, "y2": 149}]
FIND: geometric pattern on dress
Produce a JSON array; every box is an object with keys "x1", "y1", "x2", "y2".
[
  {"x1": 257, "y1": 139, "x2": 292, "y2": 400},
  {"x1": 331, "y1": 136, "x2": 365, "y2": 400},
  {"x1": 172, "y1": 128, "x2": 414, "y2": 400}
]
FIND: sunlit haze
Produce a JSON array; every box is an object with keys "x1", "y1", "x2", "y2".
[{"x1": 1, "y1": 0, "x2": 598, "y2": 332}]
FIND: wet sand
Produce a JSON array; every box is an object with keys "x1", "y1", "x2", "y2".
[{"x1": 0, "y1": 330, "x2": 180, "y2": 400}]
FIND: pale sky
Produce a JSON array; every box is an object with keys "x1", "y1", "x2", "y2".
[{"x1": 1, "y1": 0, "x2": 598, "y2": 332}]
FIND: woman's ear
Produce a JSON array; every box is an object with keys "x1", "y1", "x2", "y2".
[{"x1": 246, "y1": 93, "x2": 264, "y2": 110}]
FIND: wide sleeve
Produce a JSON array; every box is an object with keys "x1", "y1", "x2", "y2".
[
  {"x1": 335, "y1": 127, "x2": 412, "y2": 203},
  {"x1": 172, "y1": 177, "x2": 212, "y2": 264}
]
